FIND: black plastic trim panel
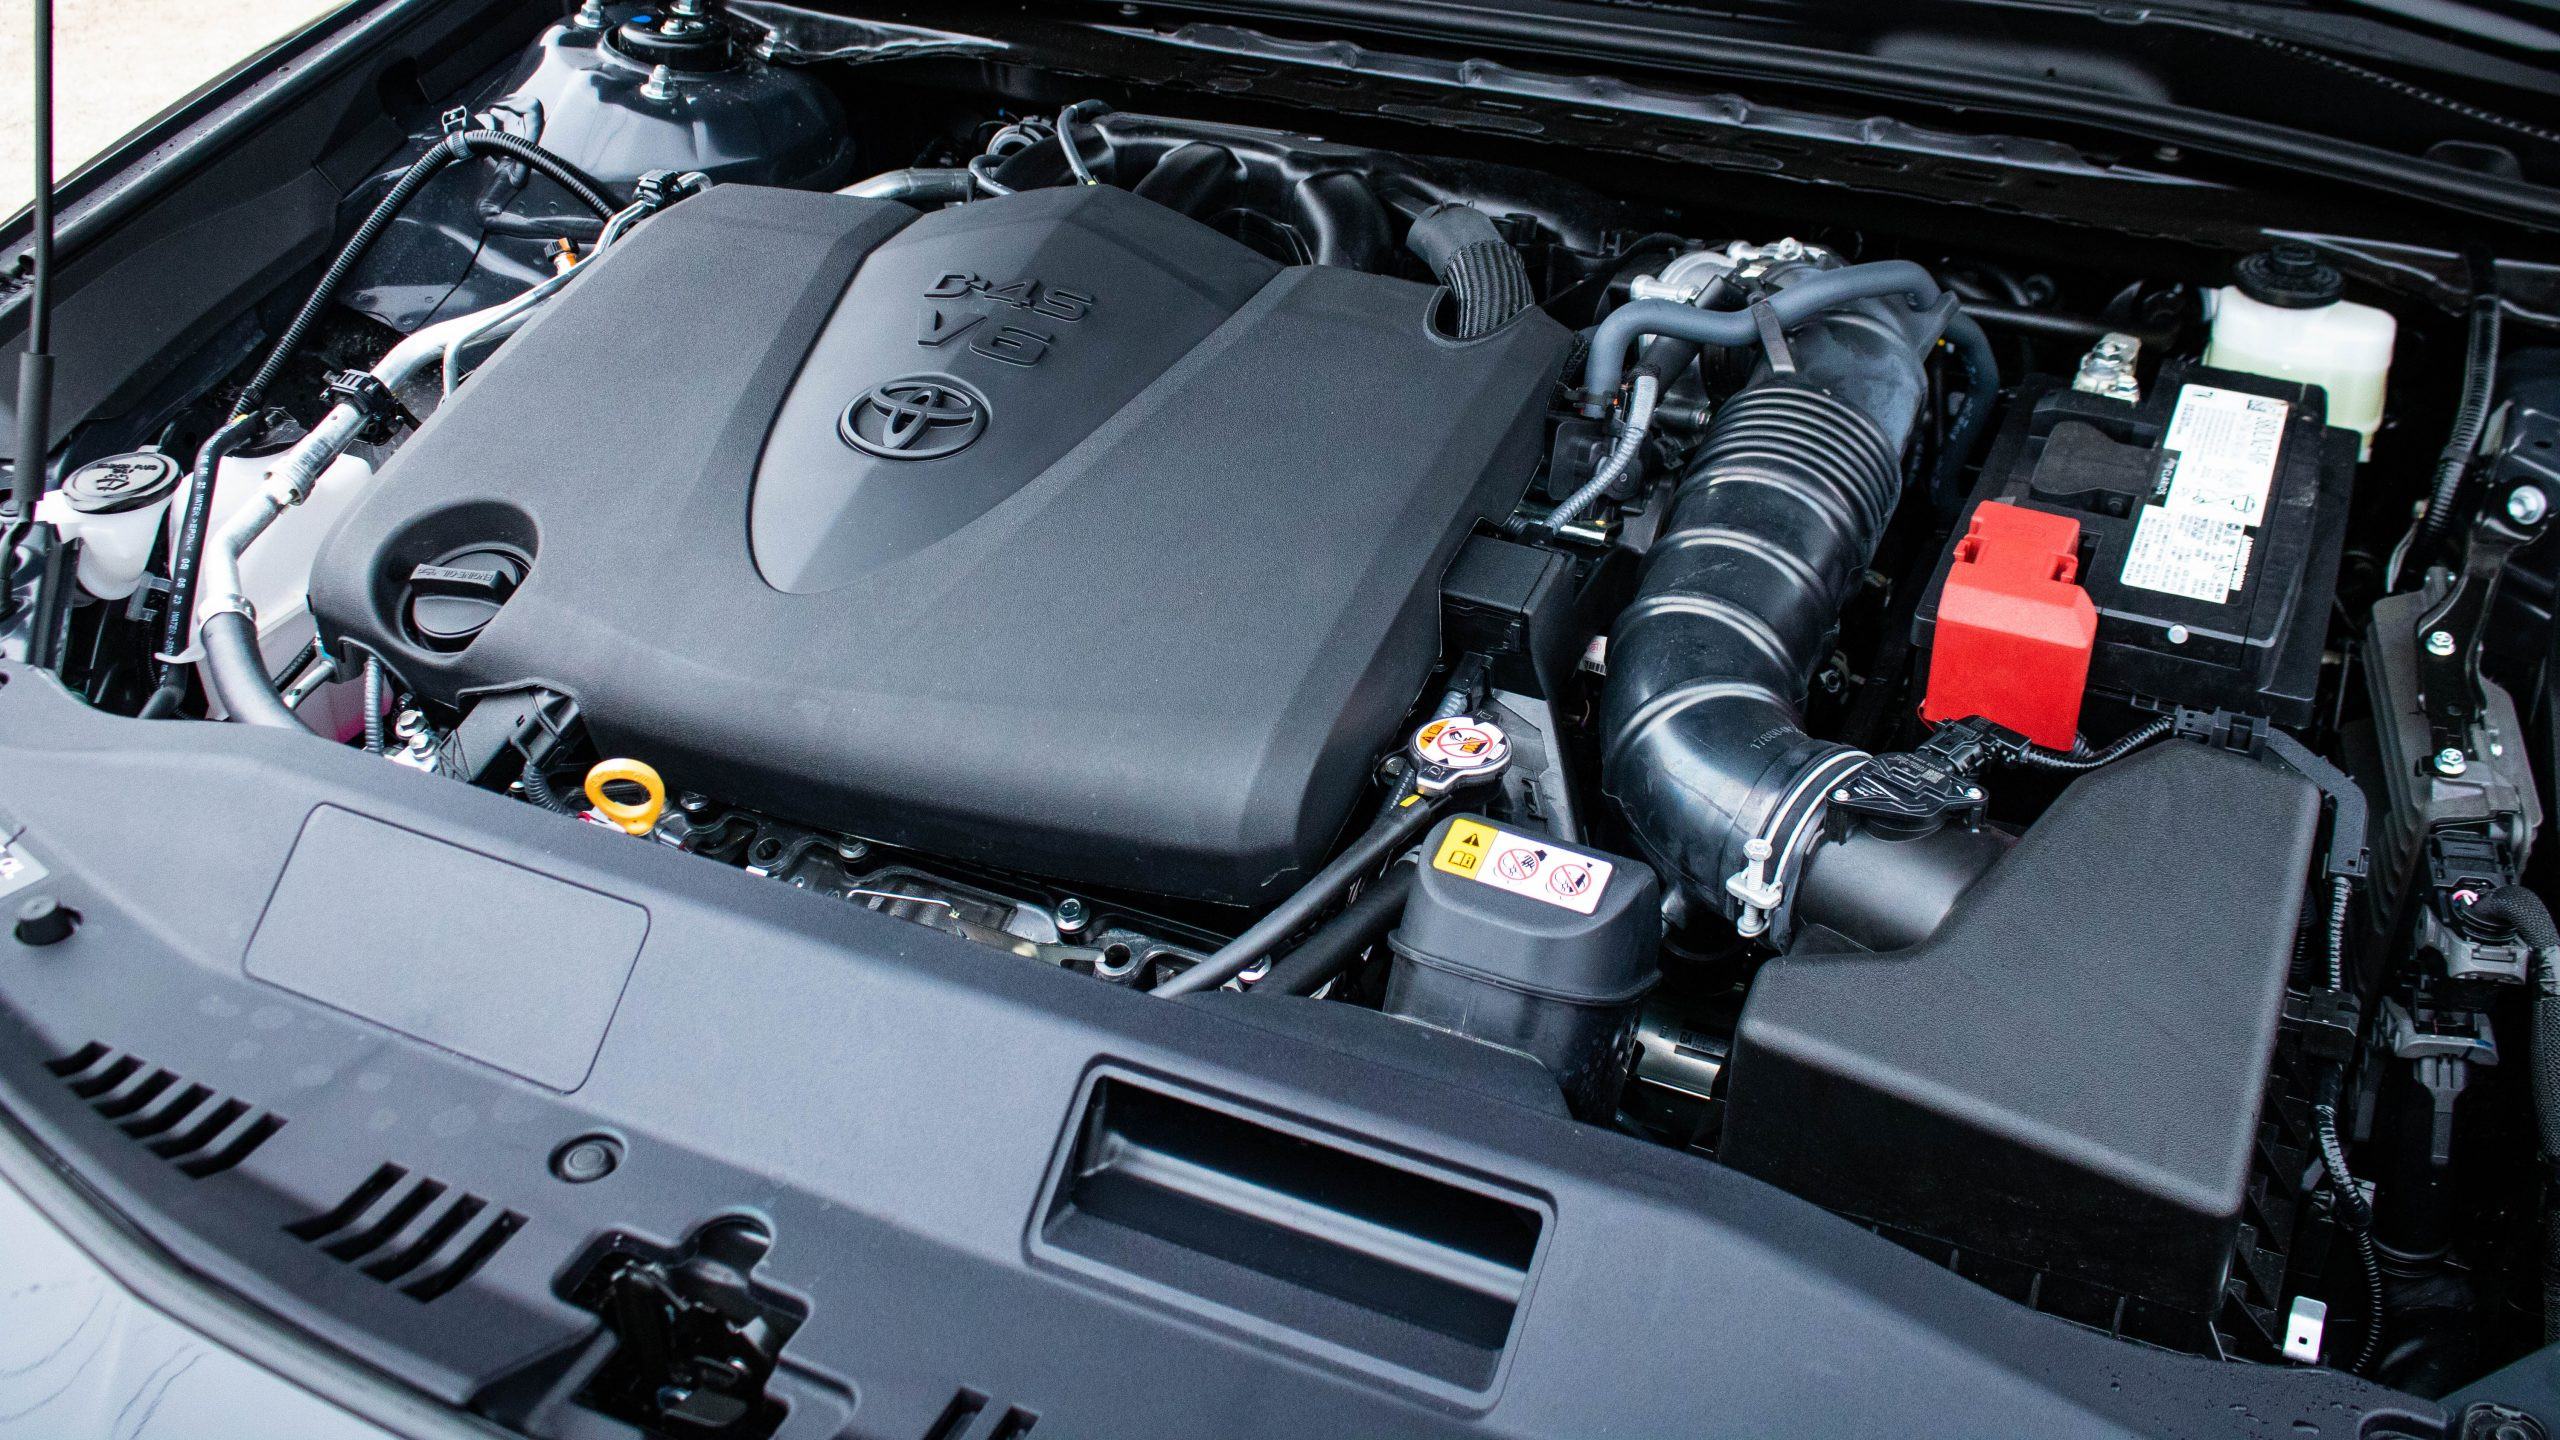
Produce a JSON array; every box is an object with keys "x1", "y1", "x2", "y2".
[{"x1": 0, "y1": 664, "x2": 2473, "y2": 1436}]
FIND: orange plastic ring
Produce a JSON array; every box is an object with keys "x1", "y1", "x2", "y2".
[{"x1": 583, "y1": 758, "x2": 666, "y2": 836}]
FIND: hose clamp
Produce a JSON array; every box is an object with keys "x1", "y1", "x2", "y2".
[{"x1": 1725, "y1": 749, "x2": 1870, "y2": 942}]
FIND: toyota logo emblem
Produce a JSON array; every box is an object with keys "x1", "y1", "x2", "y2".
[{"x1": 839, "y1": 376, "x2": 988, "y2": 460}]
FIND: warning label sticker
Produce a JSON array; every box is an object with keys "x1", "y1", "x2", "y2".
[
  {"x1": 1432, "y1": 818, "x2": 1615, "y2": 916},
  {"x1": 2121, "y1": 506, "x2": 2254, "y2": 605},
  {"x1": 0, "y1": 838, "x2": 48, "y2": 903},
  {"x1": 2159, "y1": 384, "x2": 2288, "y2": 527},
  {"x1": 2120, "y1": 384, "x2": 2284, "y2": 606}
]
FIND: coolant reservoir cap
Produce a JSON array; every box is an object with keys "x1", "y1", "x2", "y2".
[
  {"x1": 59, "y1": 452, "x2": 181, "y2": 514},
  {"x1": 2234, "y1": 243, "x2": 2344, "y2": 310}
]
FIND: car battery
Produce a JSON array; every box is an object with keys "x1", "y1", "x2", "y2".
[{"x1": 1915, "y1": 359, "x2": 2356, "y2": 728}]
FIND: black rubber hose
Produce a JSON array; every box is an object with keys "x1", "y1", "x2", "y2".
[
  {"x1": 1936, "y1": 312, "x2": 2001, "y2": 495},
  {"x1": 1581, "y1": 265, "x2": 1998, "y2": 498},
  {"x1": 1601, "y1": 280, "x2": 1953, "y2": 937},
  {"x1": 1260, "y1": 862, "x2": 1418, "y2": 996},
  {"x1": 2469, "y1": 887, "x2": 2560, "y2": 1170},
  {"x1": 232, "y1": 132, "x2": 617, "y2": 416},
  {"x1": 1154, "y1": 796, "x2": 1445, "y2": 997},
  {"x1": 1406, "y1": 203, "x2": 1533, "y2": 339},
  {"x1": 199, "y1": 611, "x2": 309, "y2": 731},
  {"x1": 142, "y1": 411, "x2": 266, "y2": 716},
  {"x1": 2005, "y1": 716, "x2": 2174, "y2": 773},
  {"x1": 2414, "y1": 289, "x2": 2501, "y2": 567},
  {"x1": 1584, "y1": 261, "x2": 1946, "y2": 402}
]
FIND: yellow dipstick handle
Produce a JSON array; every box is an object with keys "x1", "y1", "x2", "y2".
[{"x1": 584, "y1": 758, "x2": 665, "y2": 836}]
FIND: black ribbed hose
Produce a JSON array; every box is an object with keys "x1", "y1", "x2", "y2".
[
  {"x1": 2414, "y1": 290, "x2": 2501, "y2": 569},
  {"x1": 1600, "y1": 280, "x2": 1958, "y2": 939},
  {"x1": 1405, "y1": 203, "x2": 1533, "y2": 339},
  {"x1": 232, "y1": 132, "x2": 616, "y2": 416}
]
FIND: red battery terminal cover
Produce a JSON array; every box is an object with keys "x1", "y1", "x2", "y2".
[{"x1": 1920, "y1": 501, "x2": 2097, "y2": 750}]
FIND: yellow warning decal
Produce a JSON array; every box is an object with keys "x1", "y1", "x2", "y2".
[
  {"x1": 1432, "y1": 817, "x2": 1616, "y2": 915},
  {"x1": 1433, "y1": 817, "x2": 1498, "y2": 877}
]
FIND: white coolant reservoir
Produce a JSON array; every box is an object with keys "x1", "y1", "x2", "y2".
[
  {"x1": 2203, "y1": 244, "x2": 2396, "y2": 459},
  {"x1": 34, "y1": 451, "x2": 186, "y2": 600},
  {"x1": 165, "y1": 440, "x2": 374, "y2": 672}
]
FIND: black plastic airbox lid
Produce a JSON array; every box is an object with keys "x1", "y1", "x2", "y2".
[
  {"x1": 308, "y1": 183, "x2": 1572, "y2": 904},
  {"x1": 1721, "y1": 742, "x2": 2319, "y2": 1313}
]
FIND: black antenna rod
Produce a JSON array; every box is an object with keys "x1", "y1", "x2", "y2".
[{"x1": 12, "y1": 0, "x2": 55, "y2": 534}]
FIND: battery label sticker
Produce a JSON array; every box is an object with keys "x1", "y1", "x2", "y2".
[
  {"x1": 1432, "y1": 818, "x2": 1614, "y2": 916},
  {"x1": 0, "y1": 837, "x2": 48, "y2": 903},
  {"x1": 2121, "y1": 506, "x2": 2254, "y2": 604},
  {"x1": 2160, "y1": 384, "x2": 2289, "y2": 527}
]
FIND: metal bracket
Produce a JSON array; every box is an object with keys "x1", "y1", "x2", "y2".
[{"x1": 2413, "y1": 505, "x2": 2541, "y2": 770}]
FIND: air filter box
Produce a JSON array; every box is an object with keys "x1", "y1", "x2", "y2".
[{"x1": 1721, "y1": 742, "x2": 2319, "y2": 1317}]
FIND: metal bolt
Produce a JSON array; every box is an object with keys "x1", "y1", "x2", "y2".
[
  {"x1": 679, "y1": 791, "x2": 711, "y2": 816},
  {"x1": 2509, "y1": 487, "x2": 2548, "y2": 526},
  {"x1": 2426, "y1": 630, "x2": 2458, "y2": 657},
  {"x1": 640, "y1": 63, "x2": 675, "y2": 100},
  {"x1": 1054, "y1": 897, "x2": 1090, "y2": 934},
  {"x1": 834, "y1": 837, "x2": 868, "y2": 864},
  {"x1": 2166, "y1": 624, "x2": 2189, "y2": 645},
  {"x1": 1965, "y1": 786, "x2": 1984, "y2": 800},
  {"x1": 2435, "y1": 747, "x2": 2469, "y2": 777},
  {"x1": 1833, "y1": 789, "x2": 1851, "y2": 802}
]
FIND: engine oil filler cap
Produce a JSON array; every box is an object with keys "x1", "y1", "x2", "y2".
[
  {"x1": 404, "y1": 549, "x2": 526, "y2": 652},
  {"x1": 1920, "y1": 501, "x2": 2096, "y2": 750}
]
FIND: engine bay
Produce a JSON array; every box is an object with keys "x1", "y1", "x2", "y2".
[{"x1": 12, "y1": 0, "x2": 2560, "y2": 1424}]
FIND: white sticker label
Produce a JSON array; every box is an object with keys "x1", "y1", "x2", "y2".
[
  {"x1": 2121, "y1": 506, "x2": 2254, "y2": 604},
  {"x1": 1432, "y1": 818, "x2": 1614, "y2": 915},
  {"x1": 2160, "y1": 384, "x2": 2288, "y2": 527},
  {"x1": 0, "y1": 840, "x2": 48, "y2": 902}
]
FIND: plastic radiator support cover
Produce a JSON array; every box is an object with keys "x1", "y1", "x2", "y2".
[
  {"x1": 308, "y1": 183, "x2": 1571, "y2": 904},
  {"x1": 1721, "y1": 741, "x2": 2319, "y2": 1318}
]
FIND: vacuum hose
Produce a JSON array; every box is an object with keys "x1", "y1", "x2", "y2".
[{"x1": 1599, "y1": 264, "x2": 1971, "y2": 942}]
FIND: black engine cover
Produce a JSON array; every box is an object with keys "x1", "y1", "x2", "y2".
[{"x1": 308, "y1": 184, "x2": 1569, "y2": 904}]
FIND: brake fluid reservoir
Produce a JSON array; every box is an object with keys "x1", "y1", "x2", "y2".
[{"x1": 2203, "y1": 244, "x2": 2395, "y2": 459}]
